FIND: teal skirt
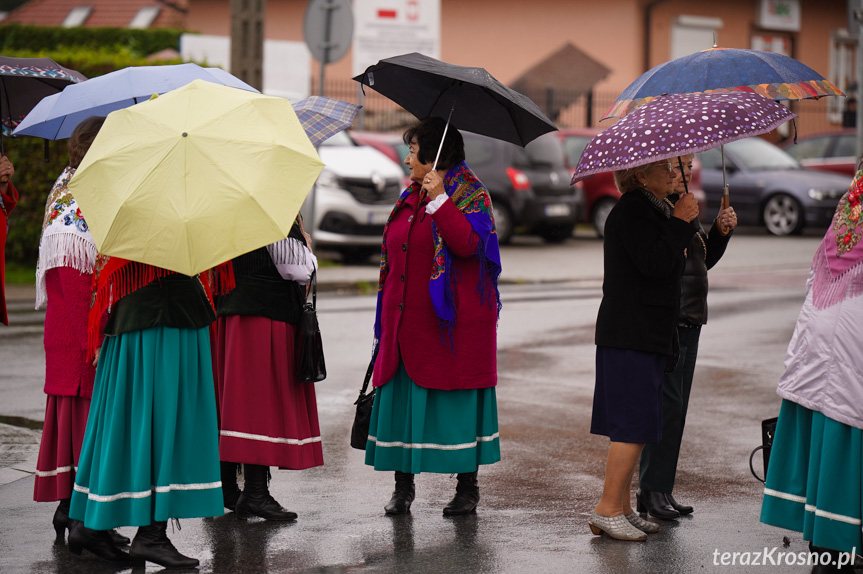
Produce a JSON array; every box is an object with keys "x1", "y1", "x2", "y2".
[
  {"x1": 364, "y1": 362, "x2": 501, "y2": 474},
  {"x1": 760, "y1": 399, "x2": 863, "y2": 554},
  {"x1": 69, "y1": 326, "x2": 223, "y2": 530}
]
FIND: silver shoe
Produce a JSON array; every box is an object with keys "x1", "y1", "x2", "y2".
[
  {"x1": 625, "y1": 512, "x2": 660, "y2": 533},
  {"x1": 588, "y1": 511, "x2": 648, "y2": 541}
]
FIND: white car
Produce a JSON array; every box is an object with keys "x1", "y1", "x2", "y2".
[{"x1": 303, "y1": 131, "x2": 405, "y2": 262}]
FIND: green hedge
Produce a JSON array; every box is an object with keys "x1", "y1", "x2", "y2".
[
  {"x1": 2, "y1": 26, "x2": 191, "y2": 264},
  {"x1": 0, "y1": 24, "x2": 184, "y2": 58}
]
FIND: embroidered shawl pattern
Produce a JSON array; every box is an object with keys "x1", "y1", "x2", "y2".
[
  {"x1": 36, "y1": 167, "x2": 98, "y2": 309},
  {"x1": 375, "y1": 161, "x2": 502, "y2": 340},
  {"x1": 811, "y1": 170, "x2": 863, "y2": 309}
]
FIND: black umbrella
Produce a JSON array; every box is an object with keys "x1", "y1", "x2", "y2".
[
  {"x1": 0, "y1": 56, "x2": 87, "y2": 155},
  {"x1": 352, "y1": 53, "x2": 557, "y2": 165}
]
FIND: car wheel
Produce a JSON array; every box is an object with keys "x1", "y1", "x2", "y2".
[
  {"x1": 492, "y1": 201, "x2": 514, "y2": 245},
  {"x1": 539, "y1": 224, "x2": 575, "y2": 244},
  {"x1": 762, "y1": 193, "x2": 804, "y2": 236},
  {"x1": 592, "y1": 198, "x2": 616, "y2": 238}
]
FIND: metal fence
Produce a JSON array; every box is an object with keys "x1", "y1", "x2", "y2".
[{"x1": 322, "y1": 79, "x2": 847, "y2": 140}]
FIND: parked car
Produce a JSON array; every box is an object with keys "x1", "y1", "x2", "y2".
[
  {"x1": 461, "y1": 131, "x2": 583, "y2": 243},
  {"x1": 779, "y1": 128, "x2": 857, "y2": 177},
  {"x1": 349, "y1": 130, "x2": 410, "y2": 178},
  {"x1": 697, "y1": 137, "x2": 852, "y2": 236},
  {"x1": 304, "y1": 131, "x2": 405, "y2": 262},
  {"x1": 556, "y1": 128, "x2": 707, "y2": 236}
]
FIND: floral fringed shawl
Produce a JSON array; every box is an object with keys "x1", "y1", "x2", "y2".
[
  {"x1": 811, "y1": 170, "x2": 863, "y2": 310},
  {"x1": 86, "y1": 255, "x2": 218, "y2": 359},
  {"x1": 374, "y1": 161, "x2": 502, "y2": 343},
  {"x1": 36, "y1": 167, "x2": 98, "y2": 309}
]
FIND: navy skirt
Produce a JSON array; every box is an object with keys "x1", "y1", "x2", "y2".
[{"x1": 590, "y1": 346, "x2": 666, "y2": 444}]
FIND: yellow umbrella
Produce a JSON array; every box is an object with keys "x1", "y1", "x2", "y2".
[{"x1": 69, "y1": 79, "x2": 324, "y2": 276}]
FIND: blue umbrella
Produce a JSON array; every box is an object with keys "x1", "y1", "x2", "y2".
[
  {"x1": 603, "y1": 46, "x2": 843, "y2": 120},
  {"x1": 12, "y1": 63, "x2": 258, "y2": 140}
]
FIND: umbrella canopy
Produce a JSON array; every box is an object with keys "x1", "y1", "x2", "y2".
[
  {"x1": 292, "y1": 96, "x2": 361, "y2": 147},
  {"x1": 603, "y1": 46, "x2": 843, "y2": 120},
  {"x1": 0, "y1": 56, "x2": 86, "y2": 148},
  {"x1": 572, "y1": 91, "x2": 796, "y2": 183},
  {"x1": 68, "y1": 79, "x2": 324, "y2": 276},
  {"x1": 12, "y1": 63, "x2": 257, "y2": 140},
  {"x1": 352, "y1": 52, "x2": 557, "y2": 147}
]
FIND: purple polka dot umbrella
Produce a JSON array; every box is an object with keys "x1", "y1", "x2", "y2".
[{"x1": 572, "y1": 91, "x2": 795, "y2": 187}]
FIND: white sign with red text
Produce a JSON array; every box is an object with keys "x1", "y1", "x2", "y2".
[{"x1": 351, "y1": 0, "x2": 440, "y2": 76}]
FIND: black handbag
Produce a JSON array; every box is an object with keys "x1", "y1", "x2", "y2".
[
  {"x1": 749, "y1": 417, "x2": 779, "y2": 483},
  {"x1": 351, "y1": 347, "x2": 378, "y2": 450},
  {"x1": 295, "y1": 272, "x2": 326, "y2": 383}
]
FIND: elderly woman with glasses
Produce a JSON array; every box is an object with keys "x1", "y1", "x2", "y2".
[{"x1": 588, "y1": 159, "x2": 699, "y2": 541}]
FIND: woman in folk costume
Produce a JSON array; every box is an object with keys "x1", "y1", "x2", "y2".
[
  {"x1": 365, "y1": 117, "x2": 502, "y2": 516},
  {"x1": 212, "y1": 215, "x2": 322, "y2": 521},
  {"x1": 32, "y1": 117, "x2": 130, "y2": 558},
  {"x1": 69, "y1": 254, "x2": 223, "y2": 569},
  {"x1": 761, "y1": 169, "x2": 863, "y2": 572}
]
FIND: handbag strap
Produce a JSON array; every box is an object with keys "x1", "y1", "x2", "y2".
[
  {"x1": 358, "y1": 343, "x2": 380, "y2": 397},
  {"x1": 307, "y1": 271, "x2": 317, "y2": 310}
]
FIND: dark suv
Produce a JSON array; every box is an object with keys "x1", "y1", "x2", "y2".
[{"x1": 462, "y1": 132, "x2": 583, "y2": 243}]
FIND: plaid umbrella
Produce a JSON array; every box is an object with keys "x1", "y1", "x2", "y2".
[{"x1": 292, "y1": 96, "x2": 361, "y2": 147}]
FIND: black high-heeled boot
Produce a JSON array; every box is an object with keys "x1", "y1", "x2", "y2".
[
  {"x1": 235, "y1": 464, "x2": 297, "y2": 521},
  {"x1": 443, "y1": 471, "x2": 480, "y2": 516},
  {"x1": 221, "y1": 461, "x2": 241, "y2": 512},
  {"x1": 52, "y1": 498, "x2": 71, "y2": 542},
  {"x1": 130, "y1": 521, "x2": 198, "y2": 569},
  {"x1": 67, "y1": 520, "x2": 132, "y2": 564},
  {"x1": 384, "y1": 472, "x2": 415, "y2": 515}
]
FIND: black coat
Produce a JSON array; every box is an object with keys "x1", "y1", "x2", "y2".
[
  {"x1": 595, "y1": 190, "x2": 697, "y2": 357},
  {"x1": 677, "y1": 217, "x2": 732, "y2": 326}
]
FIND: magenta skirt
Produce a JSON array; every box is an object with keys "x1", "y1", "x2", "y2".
[
  {"x1": 212, "y1": 315, "x2": 323, "y2": 469},
  {"x1": 34, "y1": 395, "x2": 91, "y2": 501}
]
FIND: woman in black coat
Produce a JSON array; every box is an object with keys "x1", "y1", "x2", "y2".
[{"x1": 588, "y1": 159, "x2": 699, "y2": 541}]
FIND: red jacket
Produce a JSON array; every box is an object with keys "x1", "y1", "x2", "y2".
[
  {"x1": 43, "y1": 267, "x2": 96, "y2": 398},
  {"x1": 373, "y1": 190, "x2": 498, "y2": 391},
  {"x1": 0, "y1": 182, "x2": 18, "y2": 326}
]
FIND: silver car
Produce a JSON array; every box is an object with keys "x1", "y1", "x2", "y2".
[
  {"x1": 697, "y1": 137, "x2": 851, "y2": 236},
  {"x1": 303, "y1": 131, "x2": 405, "y2": 262}
]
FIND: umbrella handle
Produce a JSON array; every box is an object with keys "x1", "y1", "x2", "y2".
[
  {"x1": 721, "y1": 193, "x2": 730, "y2": 210},
  {"x1": 432, "y1": 106, "x2": 454, "y2": 171}
]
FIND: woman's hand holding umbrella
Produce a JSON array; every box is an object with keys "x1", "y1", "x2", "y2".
[
  {"x1": 422, "y1": 171, "x2": 446, "y2": 201},
  {"x1": 0, "y1": 155, "x2": 13, "y2": 185},
  {"x1": 673, "y1": 192, "x2": 699, "y2": 223},
  {"x1": 717, "y1": 206, "x2": 738, "y2": 235}
]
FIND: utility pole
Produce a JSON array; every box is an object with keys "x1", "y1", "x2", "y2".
[{"x1": 230, "y1": 0, "x2": 264, "y2": 91}]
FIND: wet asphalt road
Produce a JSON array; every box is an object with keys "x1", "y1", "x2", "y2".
[{"x1": 0, "y1": 231, "x2": 839, "y2": 573}]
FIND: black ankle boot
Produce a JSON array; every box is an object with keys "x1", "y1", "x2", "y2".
[
  {"x1": 666, "y1": 492, "x2": 693, "y2": 515},
  {"x1": 130, "y1": 521, "x2": 198, "y2": 569},
  {"x1": 235, "y1": 464, "x2": 297, "y2": 521},
  {"x1": 67, "y1": 520, "x2": 132, "y2": 564},
  {"x1": 384, "y1": 472, "x2": 415, "y2": 515},
  {"x1": 107, "y1": 529, "x2": 130, "y2": 546},
  {"x1": 636, "y1": 489, "x2": 680, "y2": 520},
  {"x1": 52, "y1": 498, "x2": 71, "y2": 542},
  {"x1": 443, "y1": 472, "x2": 480, "y2": 516},
  {"x1": 221, "y1": 461, "x2": 241, "y2": 512}
]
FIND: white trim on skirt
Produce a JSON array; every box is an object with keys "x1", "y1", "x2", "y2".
[
  {"x1": 74, "y1": 481, "x2": 222, "y2": 503},
  {"x1": 368, "y1": 432, "x2": 500, "y2": 451}
]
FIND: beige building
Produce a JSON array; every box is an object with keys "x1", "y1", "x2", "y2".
[{"x1": 186, "y1": 0, "x2": 852, "y2": 136}]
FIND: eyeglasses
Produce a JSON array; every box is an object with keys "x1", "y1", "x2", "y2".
[{"x1": 652, "y1": 161, "x2": 674, "y2": 174}]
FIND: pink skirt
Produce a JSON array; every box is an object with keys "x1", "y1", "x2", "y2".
[
  {"x1": 212, "y1": 315, "x2": 323, "y2": 469},
  {"x1": 34, "y1": 395, "x2": 91, "y2": 501}
]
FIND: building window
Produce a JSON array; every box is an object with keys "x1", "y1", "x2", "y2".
[
  {"x1": 830, "y1": 30, "x2": 857, "y2": 125},
  {"x1": 670, "y1": 16, "x2": 724, "y2": 59},
  {"x1": 62, "y1": 6, "x2": 92, "y2": 27},
  {"x1": 129, "y1": 6, "x2": 160, "y2": 29}
]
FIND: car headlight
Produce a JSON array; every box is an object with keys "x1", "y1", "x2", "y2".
[
  {"x1": 807, "y1": 188, "x2": 825, "y2": 201},
  {"x1": 317, "y1": 168, "x2": 341, "y2": 189}
]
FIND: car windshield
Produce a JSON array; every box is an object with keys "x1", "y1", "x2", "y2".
[
  {"x1": 525, "y1": 134, "x2": 565, "y2": 167},
  {"x1": 705, "y1": 138, "x2": 801, "y2": 171},
  {"x1": 562, "y1": 135, "x2": 591, "y2": 167}
]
